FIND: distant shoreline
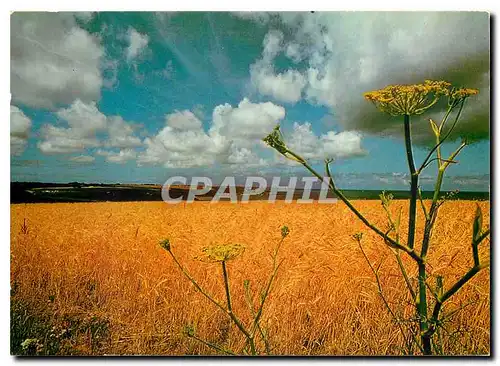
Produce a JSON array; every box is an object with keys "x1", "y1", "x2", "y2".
[{"x1": 10, "y1": 182, "x2": 490, "y2": 204}]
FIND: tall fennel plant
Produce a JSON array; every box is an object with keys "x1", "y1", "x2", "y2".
[
  {"x1": 263, "y1": 80, "x2": 490, "y2": 355},
  {"x1": 159, "y1": 226, "x2": 289, "y2": 355}
]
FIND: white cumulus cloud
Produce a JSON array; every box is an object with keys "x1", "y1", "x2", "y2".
[
  {"x1": 211, "y1": 98, "x2": 285, "y2": 142},
  {"x1": 139, "y1": 97, "x2": 366, "y2": 169},
  {"x1": 11, "y1": 105, "x2": 32, "y2": 156},
  {"x1": 38, "y1": 100, "x2": 142, "y2": 154},
  {"x1": 11, "y1": 12, "x2": 104, "y2": 109},
  {"x1": 226, "y1": 146, "x2": 268, "y2": 167},
  {"x1": 139, "y1": 98, "x2": 286, "y2": 168},
  {"x1": 245, "y1": 12, "x2": 490, "y2": 143},
  {"x1": 250, "y1": 30, "x2": 307, "y2": 103},
  {"x1": 38, "y1": 100, "x2": 106, "y2": 154},
  {"x1": 287, "y1": 122, "x2": 365, "y2": 162},
  {"x1": 126, "y1": 27, "x2": 149, "y2": 62},
  {"x1": 165, "y1": 110, "x2": 203, "y2": 131},
  {"x1": 138, "y1": 113, "x2": 226, "y2": 168},
  {"x1": 97, "y1": 149, "x2": 137, "y2": 164},
  {"x1": 106, "y1": 116, "x2": 143, "y2": 148},
  {"x1": 251, "y1": 65, "x2": 307, "y2": 104}
]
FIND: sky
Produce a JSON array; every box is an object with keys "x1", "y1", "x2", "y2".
[{"x1": 10, "y1": 11, "x2": 490, "y2": 190}]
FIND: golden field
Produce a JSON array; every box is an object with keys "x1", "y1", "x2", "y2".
[{"x1": 10, "y1": 200, "x2": 490, "y2": 355}]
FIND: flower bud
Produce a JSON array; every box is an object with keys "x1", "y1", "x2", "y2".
[
  {"x1": 281, "y1": 225, "x2": 290, "y2": 239},
  {"x1": 352, "y1": 232, "x2": 363, "y2": 242},
  {"x1": 159, "y1": 239, "x2": 171, "y2": 251}
]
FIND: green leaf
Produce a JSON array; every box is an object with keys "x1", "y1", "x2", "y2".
[
  {"x1": 429, "y1": 118, "x2": 440, "y2": 137},
  {"x1": 473, "y1": 204, "x2": 483, "y2": 243},
  {"x1": 395, "y1": 207, "x2": 402, "y2": 231}
]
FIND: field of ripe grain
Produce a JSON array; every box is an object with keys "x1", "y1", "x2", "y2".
[{"x1": 10, "y1": 200, "x2": 490, "y2": 355}]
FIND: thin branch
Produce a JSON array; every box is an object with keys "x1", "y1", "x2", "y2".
[
  {"x1": 421, "y1": 164, "x2": 448, "y2": 259},
  {"x1": 425, "y1": 280, "x2": 439, "y2": 300},
  {"x1": 220, "y1": 261, "x2": 253, "y2": 341},
  {"x1": 310, "y1": 157, "x2": 422, "y2": 263},
  {"x1": 417, "y1": 100, "x2": 465, "y2": 174},
  {"x1": 380, "y1": 202, "x2": 415, "y2": 300},
  {"x1": 393, "y1": 249, "x2": 416, "y2": 300},
  {"x1": 425, "y1": 260, "x2": 490, "y2": 339},
  {"x1": 243, "y1": 280, "x2": 256, "y2": 316},
  {"x1": 251, "y1": 258, "x2": 283, "y2": 337},
  {"x1": 189, "y1": 334, "x2": 236, "y2": 355},
  {"x1": 356, "y1": 237, "x2": 423, "y2": 354},
  {"x1": 440, "y1": 299, "x2": 478, "y2": 325},
  {"x1": 440, "y1": 262, "x2": 489, "y2": 304},
  {"x1": 417, "y1": 188, "x2": 429, "y2": 220},
  {"x1": 421, "y1": 157, "x2": 457, "y2": 171},
  {"x1": 442, "y1": 142, "x2": 467, "y2": 170},
  {"x1": 243, "y1": 281, "x2": 271, "y2": 354},
  {"x1": 474, "y1": 229, "x2": 491, "y2": 246},
  {"x1": 167, "y1": 251, "x2": 227, "y2": 313}
]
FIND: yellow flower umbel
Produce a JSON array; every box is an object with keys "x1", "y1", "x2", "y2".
[
  {"x1": 449, "y1": 87, "x2": 479, "y2": 106},
  {"x1": 364, "y1": 80, "x2": 451, "y2": 116},
  {"x1": 196, "y1": 244, "x2": 245, "y2": 263}
]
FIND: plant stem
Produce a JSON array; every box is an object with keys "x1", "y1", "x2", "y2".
[
  {"x1": 394, "y1": 250, "x2": 416, "y2": 300},
  {"x1": 417, "y1": 189, "x2": 429, "y2": 220},
  {"x1": 442, "y1": 142, "x2": 467, "y2": 170},
  {"x1": 169, "y1": 250, "x2": 258, "y2": 355},
  {"x1": 382, "y1": 205, "x2": 416, "y2": 301},
  {"x1": 403, "y1": 114, "x2": 418, "y2": 250},
  {"x1": 168, "y1": 251, "x2": 227, "y2": 313},
  {"x1": 418, "y1": 100, "x2": 465, "y2": 173},
  {"x1": 421, "y1": 168, "x2": 445, "y2": 259},
  {"x1": 244, "y1": 281, "x2": 271, "y2": 354},
  {"x1": 418, "y1": 106, "x2": 472, "y2": 353},
  {"x1": 424, "y1": 262, "x2": 489, "y2": 345},
  {"x1": 221, "y1": 261, "x2": 256, "y2": 354},
  {"x1": 440, "y1": 263, "x2": 488, "y2": 304},
  {"x1": 417, "y1": 262, "x2": 430, "y2": 354},
  {"x1": 251, "y1": 259, "x2": 282, "y2": 336},
  {"x1": 474, "y1": 229, "x2": 491, "y2": 246},
  {"x1": 222, "y1": 261, "x2": 233, "y2": 312},
  {"x1": 284, "y1": 151, "x2": 422, "y2": 263},
  {"x1": 357, "y1": 238, "x2": 422, "y2": 354}
]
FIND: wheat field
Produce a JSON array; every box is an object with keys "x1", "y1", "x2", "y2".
[{"x1": 10, "y1": 200, "x2": 490, "y2": 355}]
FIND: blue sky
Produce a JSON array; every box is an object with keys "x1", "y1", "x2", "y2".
[{"x1": 10, "y1": 12, "x2": 490, "y2": 190}]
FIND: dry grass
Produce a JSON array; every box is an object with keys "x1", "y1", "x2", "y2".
[{"x1": 10, "y1": 200, "x2": 490, "y2": 355}]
